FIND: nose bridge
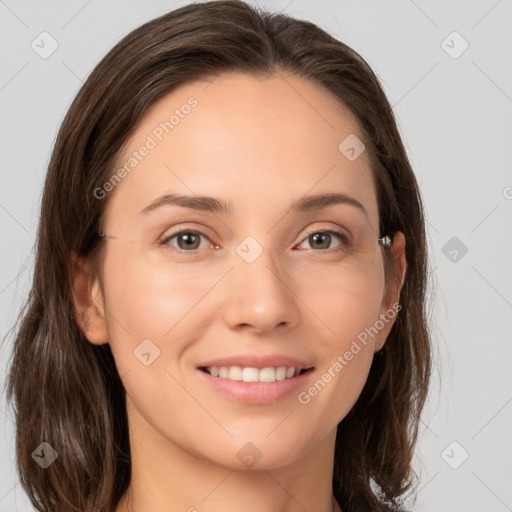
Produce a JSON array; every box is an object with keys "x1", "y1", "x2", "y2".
[{"x1": 222, "y1": 234, "x2": 299, "y2": 330}]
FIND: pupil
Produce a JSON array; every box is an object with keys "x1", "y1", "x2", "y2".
[
  {"x1": 179, "y1": 233, "x2": 199, "y2": 250},
  {"x1": 311, "y1": 233, "x2": 330, "y2": 250}
]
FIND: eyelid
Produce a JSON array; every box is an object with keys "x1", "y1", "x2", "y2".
[{"x1": 160, "y1": 223, "x2": 217, "y2": 242}]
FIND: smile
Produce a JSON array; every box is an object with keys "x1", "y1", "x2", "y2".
[{"x1": 199, "y1": 365, "x2": 313, "y2": 383}]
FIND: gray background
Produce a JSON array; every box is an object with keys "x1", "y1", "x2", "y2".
[{"x1": 1, "y1": 1, "x2": 511, "y2": 510}]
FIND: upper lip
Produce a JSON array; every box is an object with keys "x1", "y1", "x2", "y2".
[{"x1": 197, "y1": 354, "x2": 314, "y2": 370}]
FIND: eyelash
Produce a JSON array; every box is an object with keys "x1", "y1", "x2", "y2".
[{"x1": 160, "y1": 228, "x2": 352, "y2": 254}]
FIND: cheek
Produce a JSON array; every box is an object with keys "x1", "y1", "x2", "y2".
[
  {"x1": 100, "y1": 253, "x2": 213, "y2": 433},
  {"x1": 103, "y1": 258, "x2": 172, "y2": 341},
  {"x1": 294, "y1": 265, "x2": 384, "y2": 419},
  {"x1": 101, "y1": 249, "x2": 225, "y2": 363},
  {"x1": 299, "y1": 258, "x2": 385, "y2": 344}
]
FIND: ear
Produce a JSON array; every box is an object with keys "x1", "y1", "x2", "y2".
[
  {"x1": 374, "y1": 231, "x2": 407, "y2": 352},
  {"x1": 71, "y1": 252, "x2": 109, "y2": 345}
]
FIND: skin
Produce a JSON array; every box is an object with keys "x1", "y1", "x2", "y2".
[{"x1": 72, "y1": 71, "x2": 406, "y2": 512}]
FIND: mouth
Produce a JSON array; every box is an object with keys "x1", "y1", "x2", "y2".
[
  {"x1": 196, "y1": 363, "x2": 315, "y2": 404},
  {"x1": 198, "y1": 365, "x2": 314, "y2": 383},
  {"x1": 195, "y1": 354, "x2": 315, "y2": 404}
]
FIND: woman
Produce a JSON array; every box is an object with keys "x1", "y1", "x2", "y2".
[{"x1": 4, "y1": 1, "x2": 431, "y2": 511}]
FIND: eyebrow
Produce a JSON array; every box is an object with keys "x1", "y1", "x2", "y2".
[{"x1": 139, "y1": 192, "x2": 369, "y2": 221}]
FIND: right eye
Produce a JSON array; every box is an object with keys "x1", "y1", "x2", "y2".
[{"x1": 161, "y1": 229, "x2": 218, "y2": 252}]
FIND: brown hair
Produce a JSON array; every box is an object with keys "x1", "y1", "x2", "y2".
[{"x1": 3, "y1": 1, "x2": 431, "y2": 511}]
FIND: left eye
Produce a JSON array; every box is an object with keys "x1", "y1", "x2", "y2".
[
  {"x1": 161, "y1": 229, "x2": 349, "y2": 252},
  {"x1": 295, "y1": 230, "x2": 349, "y2": 252}
]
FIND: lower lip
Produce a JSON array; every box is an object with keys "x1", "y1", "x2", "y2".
[{"x1": 196, "y1": 368, "x2": 315, "y2": 405}]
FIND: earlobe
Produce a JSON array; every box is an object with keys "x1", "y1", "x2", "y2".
[{"x1": 70, "y1": 252, "x2": 109, "y2": 345}]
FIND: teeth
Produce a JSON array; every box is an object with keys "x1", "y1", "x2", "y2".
[
  {"x1": 205, "y1": 365, "x2": 304, "y2": 383},
  {"x1": 275, "y1": 366, "x2": 287, "y2": 381},
  {"x1": 228, "y1": 366, "x2": 243, "y2": 381},
  {"x1": 242, "y1": 367, "x2": 260, "y2": 382}
]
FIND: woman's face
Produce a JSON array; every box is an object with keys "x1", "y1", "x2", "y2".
[{"x1": 85, "y1": 71, "x2": 402, "y2": 470}]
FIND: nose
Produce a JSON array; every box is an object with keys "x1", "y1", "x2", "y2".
[{"x1": 221, "y1": 250, "x2": 300, "y2": 334}]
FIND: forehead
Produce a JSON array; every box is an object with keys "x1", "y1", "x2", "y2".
[{"x1": 103, "y1": 71, "x2": 379, "y2": 233}]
